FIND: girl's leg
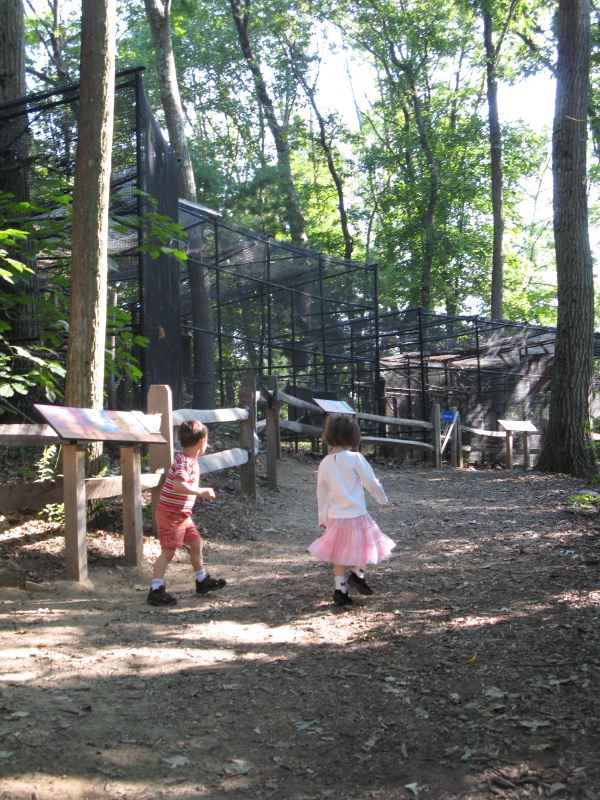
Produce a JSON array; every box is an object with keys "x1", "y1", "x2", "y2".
[
  {"x1": 332, "y1": 564, "x2": 353, "y2": 605},
  {"x1": 348, "y1": 564, "x2": 373, "y2": 595},
  {"x1": 333, "y1": 563, "x2": 348, "y2": 591}
]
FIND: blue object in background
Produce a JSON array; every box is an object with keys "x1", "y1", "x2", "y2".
[{"x1": 441, "y1": 408, "x2": 455, "y2": 424}]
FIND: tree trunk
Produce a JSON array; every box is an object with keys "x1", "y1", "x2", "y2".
[
  {"x1": 483, "y1": 6, "x2": 505, "y2": 321},
  {"x1": 537, "y1": 0, "x2": 595, "y2": 478},
  {"x1": 0, "y1": 0, "x2": 28, "y2": 201},
  {"x1": 229, "y1": 0, "x2": 308, "y2": 247},
  {"x1": 294, "y1": 67, "x2": 353, "y2": 259},
  {"x1": 144, "y1": 0, "x2": 215, "y2": 408},
  {"x1": 65, "y1": 0, "x2": 116, "y2": 429}
]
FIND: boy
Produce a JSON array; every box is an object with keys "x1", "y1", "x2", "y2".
[{"x1": 147, "y1": 420, "x2": 226, "y2": 606}]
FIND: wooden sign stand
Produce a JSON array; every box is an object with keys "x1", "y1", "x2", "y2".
[{"x1": 34, "y1": 404, "x2": 166, "y2": 582}]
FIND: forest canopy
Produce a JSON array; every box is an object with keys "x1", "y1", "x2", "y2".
[{"x1": 18, "y1": 0, "x2": 599, "y2": 325}]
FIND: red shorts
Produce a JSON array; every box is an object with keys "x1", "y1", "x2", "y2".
[{"x1": 156, "y1": 507, "x2": 201, "y2": 549}]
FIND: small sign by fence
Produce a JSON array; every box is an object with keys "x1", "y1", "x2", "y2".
[{"x1": 313, "y1": 398, "x2": 356, "y2": 414}]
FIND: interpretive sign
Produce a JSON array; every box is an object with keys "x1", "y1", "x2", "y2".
[
  {"x1": 34, "y1": 404, "x2": 165, "y2": 444},
  {"x1": 313, "y1": 398, "x2": 356, "y2": 414}
]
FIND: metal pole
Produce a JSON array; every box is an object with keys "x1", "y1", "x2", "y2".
[
  {"x1": 214, "y1": 219, "x2": 224, "y2": 405},
  {"x1": 267, "y1": 240, "x2": 272, "y2": 375},
  {"x1": 318, "y1": 254, "x2": 328, "y2": 392},
  {"x1": 418, "y1": 308, "x2": 428, "y2": 420},
  {"x1": 373, "y1": 263, "x2": 381, "y2": 415},
  {"x1": 475, "y1": 315, "x2": 482, "y2": 403}
]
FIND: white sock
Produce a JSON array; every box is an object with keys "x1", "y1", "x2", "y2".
[
  {"x1": 152, "y1": 579, "x2": 165, "y2": 591},
  {"x1": 353, "y1": 567, "x2": 366, "y2": 579},
  {"x1": 196, "y1": 568, "x2": 207, "y2": 582},
  {"x1": 334, "y1": 575, "x2": 347, "y2": 593}
]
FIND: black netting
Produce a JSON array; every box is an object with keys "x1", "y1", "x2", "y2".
[
  {"x1": 0, "y1": 68, "x2": 182, "y2": 409},
  {"x1": 178, "y1": 200, "x2": 380, "y2": 411}
]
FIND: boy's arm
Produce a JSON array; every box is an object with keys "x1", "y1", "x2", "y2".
[{"x1": 170, "y1": 477, "x2": 215, "y2": 500}]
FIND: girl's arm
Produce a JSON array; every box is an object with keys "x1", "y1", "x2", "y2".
[
  {"x1": 356, "y1": 454, "x2": 389, "y2": 506},
  {"x1": 316, "y1": 466, "x2": 329, "y2": 526}
]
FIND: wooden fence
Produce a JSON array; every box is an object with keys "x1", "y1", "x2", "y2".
[
  {"x1": 0, "y1": 376, "x2": 258, "y2": 582},
  {"x1": 260, "y1": 376, "x2": 466, "y2": 489},
  {"x1": 147, "y1": 375, "x2": 258, "y2": 525}
]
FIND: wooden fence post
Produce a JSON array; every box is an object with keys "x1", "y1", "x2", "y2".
[
  {"x1": 266, "y1": 375, "x2": 279, "y2": 490},
  {"x1": 505, "y1": 430, "x2": 514, "y2": 470},
  {"x1": 147, "y1": 384, "x2": 174, "y2": 532},
  {"x1": 450, "y1": 407, "x2": 463, "y2": 468},
  {"x1": 63, "y1": 443, "x2": 87, "y2": 581},
  {"x1": 121, "y1": 445, "x2": 143, "y2": 565},
  {"x1": 431, "y1": 402, "x2": 441, "y2": 468},
  {"x1": 523, "y1": 431, "x2": 531, "y2": 469},
  {"x1": 239, "y1": 373, "x2": 257, "y2": 498}
]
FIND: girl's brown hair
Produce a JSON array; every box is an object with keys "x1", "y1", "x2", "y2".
[
  {"x1": 322, "y1": 413, "x2": 361, "y2": 449},
  {"x1": 179, "y1": 420, "x2": 208, "y2": 448}
]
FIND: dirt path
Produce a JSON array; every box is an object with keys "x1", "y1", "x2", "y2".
[{"x1": 1, "y1": 451, "x2": 599, "y2": 800}]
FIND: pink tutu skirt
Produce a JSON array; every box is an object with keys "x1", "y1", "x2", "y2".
[{"x1": 308, "y1": 513, "x2": 395, "y2": 566}]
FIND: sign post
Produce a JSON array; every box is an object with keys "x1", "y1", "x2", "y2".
[{"x1": 34, "y1": 404, "x2": 165, "y2": 581}]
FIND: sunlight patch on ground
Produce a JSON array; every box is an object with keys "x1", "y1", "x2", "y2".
[{"x1": 181, "y1": 619, "x2": 308, "y2": 645}]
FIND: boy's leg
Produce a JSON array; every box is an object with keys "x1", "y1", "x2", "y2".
[
  {"x1": 148, "y1": 547, "x2": 178, "y2": 606},
  {"x1": 152, "y1": 547, "x2": 176, "y2": 580},
  {"x1": 188, "y1": 536, "x2": 204, "y2": 573},
  {"x1": 184, "y1": 523, "x2": 226, "y2": 595}
]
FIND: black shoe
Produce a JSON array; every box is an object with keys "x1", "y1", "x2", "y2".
[
  {"x1": 147, "y1": 585, "x2": 177, "y2": 606},
  {"x1": 333, "y1": 589, "x2": 353, "y2": 606},
  {"x1": 348, "y1": 571, "x2": 374, "y2": 596},
  {"x1": 196, "y1": 574, "x2": 227, "y2": 595}
]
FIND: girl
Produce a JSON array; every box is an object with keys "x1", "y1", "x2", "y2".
[{"x1": 308, "y1": 413, "x2": 395, "y2": 606}]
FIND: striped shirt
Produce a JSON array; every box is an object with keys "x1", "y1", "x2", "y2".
[{"x1": 157, "y1": 452, "x2": 199, "y2": 515}]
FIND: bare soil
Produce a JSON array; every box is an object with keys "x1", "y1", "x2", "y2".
[{"x1": 1, "y1": 449, "x2": 599, "y2": 800}]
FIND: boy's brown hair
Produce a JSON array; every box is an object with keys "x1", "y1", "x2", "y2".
[
  {"x1": 323, "y1": 413, "x2": 361, "y2": 449},
  {"x1": 179, "y1": 420, "x2": 208, "y2": 448}
]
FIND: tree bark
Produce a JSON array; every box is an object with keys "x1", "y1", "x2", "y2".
[
  {"x1": 144, "y1": 0, "x2": 215, "y2": 408},
  {"x1": 65, "y1": 0, "x2": 116, "y2": 420},
  {"x1": 0, "y1": 0, "x2": 28, "y2": 201},
  {"x1": 229, "y1": 0, "x2": 308, "y2": 247},
  {"x1": 537, "y1": 0, "x2": 595, "y2": 478},
  {"x1": 483, "y1": 5, "x2": 505, "y2": 321}
]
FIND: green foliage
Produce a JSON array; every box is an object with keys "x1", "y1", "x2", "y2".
[{"x1": 568, "y1": 492, "x2": 600, "y2": 509}]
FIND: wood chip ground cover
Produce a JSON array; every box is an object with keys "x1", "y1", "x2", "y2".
[{"x1": 0, "y1": 451, "x2": 599, "y2": 799}]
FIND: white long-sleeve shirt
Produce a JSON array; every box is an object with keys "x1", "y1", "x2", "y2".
[{"x1": 317, "y1": 450, "x2": 389, "y2": 526}]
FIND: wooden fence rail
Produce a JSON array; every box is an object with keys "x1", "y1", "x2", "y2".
[
  {"x1": 147, "y1": 375, "x2": 258, "y2": 531},
  {"x1": 261, "y1": 376, "x2": 457, "y2": 489}
]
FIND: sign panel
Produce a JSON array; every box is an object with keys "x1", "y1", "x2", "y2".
[
  {"x1": 313, "y1": 398, "x2": 356, "y2": 414},
  {"x1": 34, "y1": 404, "x2": 166, "y2": 444},
  {"x1": 497, "y1": 419, "x2": 538, "y2": 433}
]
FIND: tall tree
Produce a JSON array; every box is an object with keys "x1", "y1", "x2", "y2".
[
  {"x1": 64, "y1": 0, "x2": 116, "y2": 417},
  {"x1": 537, "y1": 0, "x2": 595, "y2": 478},
  {"x1": 0, "y1": 0, "x2": 28, "y2": 200},
  {"x1": 144, "y1": 0, "x2": 215, "y2": 407},
  {"x1": 228, "y1": 0, "x2": 308, "y2": 246}
]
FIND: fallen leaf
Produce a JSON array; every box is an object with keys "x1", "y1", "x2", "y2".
[
  {"x1": 162, "y1": 755, "x2": 190, "y2": 768},
  {"x1": 517, "y1": 719, "x2": 552, "y2": 733},
  {"x1": 548, "y1": 783, "x2": 567, "y2": 797}
]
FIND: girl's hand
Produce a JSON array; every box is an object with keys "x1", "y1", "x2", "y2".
[
  {"x1": 319, "y1": 523, "x2": 326, "y2": 529},
  {"x1": 200, "y1": 487, "x2": 215, "y2": 500}
]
